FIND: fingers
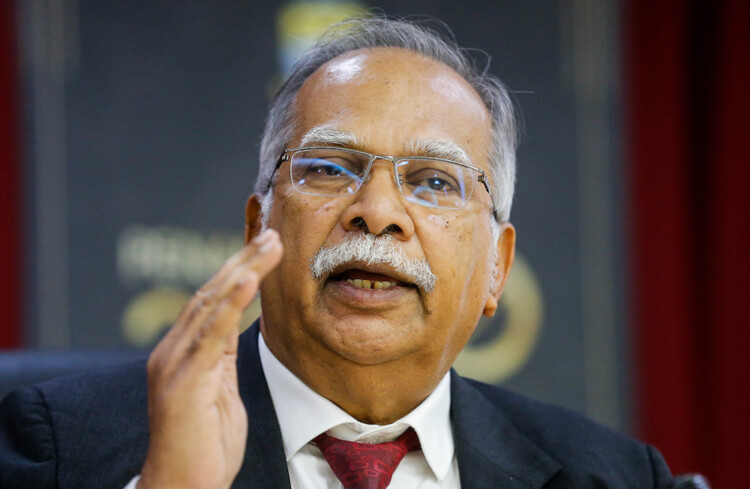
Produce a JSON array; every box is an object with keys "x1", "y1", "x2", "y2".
[
  {"x1": 185, "y1": 272, "x2": 258, "y2": 367},
  {"x1": 150, "y1": 229, "x2": 283, "y2": 377},
  {"x1": 174, "y1": 230, "x2": 277, "y2": 332},
  {"x1": 198, "y1": 230, "x2": 280, "y2": 309},
  {"x1": 185, "y1": 232, "x2": 281, "y2": 339}
]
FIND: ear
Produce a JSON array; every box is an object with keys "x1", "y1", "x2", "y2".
[
  {"x1": 244, "y1": 193, "x2": 264, "y2": 244},
  {"x1": 482, "y1": 222, "x2": 516, "y2": 317}
]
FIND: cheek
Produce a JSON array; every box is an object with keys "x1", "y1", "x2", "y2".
[
  {"x1": 274, "y1": 195, "x2": 344, "y2": 269},
  {"x1": 266, "y1": 196, "x2": 344, "y2": 311},
  {"x1": 416, "y1": 214, "x2": 490, "y2": 355},
  {"x1": 422, "y1": 213, "x2": 480, "y2": 268},
  {"x1": 425, "y1": 214, "x2": 475, "y2": 243},
  {"x1": 426, "y1": 214, "x2": 451, "y2": 232},
  {"x1": 421, "y1": 213, "x2": 493, "y2": 304}
]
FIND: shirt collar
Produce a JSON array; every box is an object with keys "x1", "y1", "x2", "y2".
[{"x1": 258, "y1": 332, "x2": 455, "y2": 481}]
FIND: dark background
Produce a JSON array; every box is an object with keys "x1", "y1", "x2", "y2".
[
  {"x1": 17, "y1": 0, "x2": 623, "y2": 428},
  {"x1": 2, "y1": 1, "x2": 748, "y2": 486}
]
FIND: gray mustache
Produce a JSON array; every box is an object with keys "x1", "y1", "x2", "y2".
[{"x1": 309, "y1": 233, "x2": 437, "y2": 292}]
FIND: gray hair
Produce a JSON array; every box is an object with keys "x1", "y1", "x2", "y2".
[{"x1": 255, "y1": 15, "x2": 518, "y2": 222}]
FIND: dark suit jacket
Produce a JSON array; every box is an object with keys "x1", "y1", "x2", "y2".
[{"x1": 0, "y1": 324, "x2": 675, "y2": 488}]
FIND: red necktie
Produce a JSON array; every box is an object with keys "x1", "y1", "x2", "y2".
[{"x1": 314, "y1": 427, "x2": 422, "y2": 489}]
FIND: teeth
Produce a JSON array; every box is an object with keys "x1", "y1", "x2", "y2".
[{"x1": 345, "y1": 279, "x2": 394, "y2": 290}]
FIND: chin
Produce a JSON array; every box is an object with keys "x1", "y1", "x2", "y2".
[{"x1": 316, "y1": 315, "x2": 421, "y2": 366}]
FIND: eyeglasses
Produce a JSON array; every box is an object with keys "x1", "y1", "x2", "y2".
[{"x1": 265, "y1": 146, "x2": 496, "y2": 215}]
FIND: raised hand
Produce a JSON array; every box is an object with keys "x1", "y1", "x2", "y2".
[{"x1": 137, "y1": 229, "x2": 283, "y2": 489}]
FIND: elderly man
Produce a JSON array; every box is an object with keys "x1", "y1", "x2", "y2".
[{"x1": 0, "y1": 16, "x2": 676, "y2": 489}]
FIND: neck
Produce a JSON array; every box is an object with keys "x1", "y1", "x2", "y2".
[{"x1": 261, "y1": 327, "x2": 447, "y2": 425}]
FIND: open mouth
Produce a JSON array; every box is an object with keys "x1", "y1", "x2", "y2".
[{"x1": 328, "y1": 269, "x2": 414, "y2": 291}]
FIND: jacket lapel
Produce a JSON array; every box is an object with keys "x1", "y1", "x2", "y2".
[
  {"x1": 451, "y1": 371, "x2": 561, "y2": 489},
  {"x1": 232, "y1": 323, "x2": 291, "y2": 489}
]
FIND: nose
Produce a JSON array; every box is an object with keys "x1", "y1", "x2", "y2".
[{"x1": 340, "y1": 161, "x2": 415, "y2": 240}]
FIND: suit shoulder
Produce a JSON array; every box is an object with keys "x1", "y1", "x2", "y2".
[
  {"x1": 1, "y1": 360, "x2": 150, "y2": 488},
  {"x1": 0, "y1": 385, "x2": 57, "y2": 487},
  {"x1": 34, "y1": 359, "x2": 149, "y2": 408},
  {"x1": 462, "y1": 378, "x2": 625, "y2": 440},
  {"x1": 31, "y1": 360, "x2": 150, "y2": 460},
  {"x1": 2, "y1": 359, "x2": 148, "y2": 437},
  {"x1": 457, "y1": 377, "x2": 674, "y2": 487}
]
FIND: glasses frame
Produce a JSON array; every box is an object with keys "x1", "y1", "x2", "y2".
[{"x1": 265, "y1": 146, "x2": 497, "y2": 216}]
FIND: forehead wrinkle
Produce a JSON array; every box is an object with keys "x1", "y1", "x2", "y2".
[
  {"x1": 405, "y1": 139, "x2": 470, "y2": 165},
  {"x1": 300, "y1": 127, "x2": 366, "y2": 150}
]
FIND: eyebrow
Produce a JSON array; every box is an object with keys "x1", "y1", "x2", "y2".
[
  {"x1": 299, "y1": 127, "x2": 471, "y2": 165},
  {"x1": 300, "y1": 128, "x2": 365, "y2": 149},
  {"x1": 405, "y1": 139, "x2": 470, "y2": 165}
]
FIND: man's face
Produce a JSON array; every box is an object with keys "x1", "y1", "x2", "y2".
[{"x1": 255, "y1": 47, "x2": 514, "y2": 380}]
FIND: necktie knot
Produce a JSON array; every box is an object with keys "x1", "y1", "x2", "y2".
[{"x1": 314, "y1": 427, "x2": 422, "y2": 489}]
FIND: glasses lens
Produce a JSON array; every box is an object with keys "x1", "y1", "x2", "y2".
[
  {"x1": 397, "y1": 159, "x2": 475, "y2": 209},
  {"x1": 290, "y1": 149, "x2": 368, "y2": 196}
]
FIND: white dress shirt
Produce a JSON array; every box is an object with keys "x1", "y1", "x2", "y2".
[
  {"x1": 124, "y1": 335, "x2": 460, "y2": 489},
  {"x1": 259, "y1": 334, "x2": 461, "y2": 489}
]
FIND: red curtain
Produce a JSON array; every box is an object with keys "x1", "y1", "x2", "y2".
[
  {"x1": 626, "y1": 0, "x2": 750, "y2": 487},
  {"x1": 0, "y1": 0, "x2": 22, "y2": 349}
]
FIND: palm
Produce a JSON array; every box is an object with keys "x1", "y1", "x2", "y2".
[{"x1": 189, "y1": 353, "x2": 247, "y2": 488}]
